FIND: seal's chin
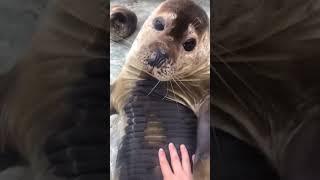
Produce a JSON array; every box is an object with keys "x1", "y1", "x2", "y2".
[
  {"x1": 153, "y1": 68, "x2": 174, "y2": 81},
  {"x1": 141, "y1": 61, "x2": 175, "y2": 81}
]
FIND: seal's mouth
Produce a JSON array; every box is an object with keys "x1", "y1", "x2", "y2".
[
  {"x1": 140, "y1": 57, "x2": 174, "y2": 81},
  {"x1": 136, "y1": 46, "x2": 176, "y2": 81},
  {"x1": 147, "y1": 49, "x2": 169, "y2": 68}
]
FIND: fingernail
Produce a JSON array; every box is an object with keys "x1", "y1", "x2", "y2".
[
  {"x1": 159, "y1": 148, "x2": 165, "y2": 160},
  {"x1": 169, "y1": 143, "x2": 175, "y2": 149},
  {"x1": 180, "y1": 144, "x2": 186, "y2": 149},
  {"x1": 159, "y1": 148, "x2": 164, "y2": 155}
]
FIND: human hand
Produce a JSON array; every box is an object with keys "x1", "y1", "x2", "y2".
[{"x1": 158, "y1": 143, "x2": 194, "y2": 180}]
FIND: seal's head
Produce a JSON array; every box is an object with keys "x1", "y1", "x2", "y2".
[
  {"x1": 126, "y1": 0, "x2": 209, "y2": 81},
  {"x1": 112, "y1": 0, "x2": 209, "y2": 112},
  {"x1": 110, "y1": 5, "x2": 137, "y2": 42}
]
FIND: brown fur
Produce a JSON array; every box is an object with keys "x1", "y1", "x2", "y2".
[{"x1": 193, "y1": 158, "x2": 210, "y2": 180}]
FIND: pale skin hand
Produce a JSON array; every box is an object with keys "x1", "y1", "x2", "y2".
[{"x1": 158, "y1": 143, "x2": 194, "y2": 180}]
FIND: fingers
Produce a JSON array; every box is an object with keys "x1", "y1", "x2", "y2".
[
  {"x1": 180, "y1": 144, "x2": 191, "y2": 173},
  {"x1": 169, "y1": 143, "x2": 183, "y2": 173},
  {"x1": 159, "y1": 148, "x2": 173, "y2": 178}
]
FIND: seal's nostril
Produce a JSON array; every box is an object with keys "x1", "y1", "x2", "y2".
[{"x1": 148, "y1": 49, "x2": 169, "y2": 68}]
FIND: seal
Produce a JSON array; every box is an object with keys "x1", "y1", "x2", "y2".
[
  {"x1": 110, "y1": 0, "x2": 210, "y2": 179},
  {"x1": 110, "y1": 5, "x2": 138, "y2": 42},
  {"x1": 0, "y1": 0, "x2": 107, "y2": 179}
]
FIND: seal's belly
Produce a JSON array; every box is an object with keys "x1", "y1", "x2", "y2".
[{"x1": 117, "y1": 81, "x2": 197, "y2": 180}]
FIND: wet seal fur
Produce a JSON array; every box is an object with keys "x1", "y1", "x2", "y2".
[
  {"x1": 110, "y1": 0, "x2": 210, "y2": 179},
  {"x1": 110, "y1": 5, "x2": 138, "y2": 42}
]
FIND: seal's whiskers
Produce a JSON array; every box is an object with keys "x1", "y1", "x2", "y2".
[
  {"x1": 191, "y1": 17, "x2": 201, "y2": 29},
  {"x1": 162, "y1": 82, "x2": 169, "y2": 100},
  {"x1": 172, "y1": 77, "x2": 196, "y2": 105},
  {"x1": 213, "y1": 53, "x2": 262, "y2": 102},
  {"x1": 171, "y1": 78, "x2": 191, "y2": 103},
  {"x1": 169, "y1": 81, "x2": 180, "y2": 113},
  {"x1": 211, "y1": 65, "x2": 250, "y2": 111},
  {"x1": 176, "y1": 78, "x2": 194, "y2": 95},
  {"x1": 147, "y1": 80, "x2": 161, "y2": 96}
]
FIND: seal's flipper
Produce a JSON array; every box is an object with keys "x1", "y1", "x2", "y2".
[{"x1": 193, "y1": 96, "x2": 210, "y2": 180}]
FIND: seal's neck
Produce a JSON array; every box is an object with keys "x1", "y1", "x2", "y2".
[
  {"x1": 113, "y1": 64, "x2": 209, "y2": 113},
  {"x1": 131, "y1": 79, "x2": 168, "y2": 98}
]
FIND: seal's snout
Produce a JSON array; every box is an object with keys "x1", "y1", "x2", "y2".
[{"x1": 148, "y1": 48, "x2": 169, "y2": 68}]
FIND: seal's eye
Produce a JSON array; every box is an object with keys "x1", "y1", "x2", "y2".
[
  {"x1": 183, "y1": 38, "x2": 196, "y2": 51},
  {"x1": 153, "y1": 17, "x2": 165, "y2": 31}
]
